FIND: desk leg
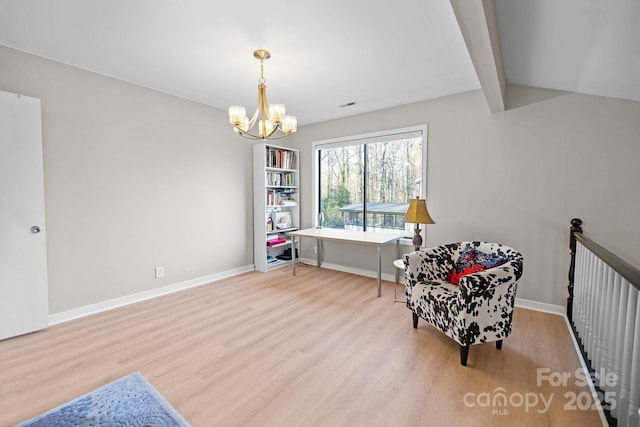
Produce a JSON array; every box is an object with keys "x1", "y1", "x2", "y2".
[
  {"x1": 377, "y1": 245, "x2": 382, "y2": 297},
  {"x1": 395, "y1": 240, "x2": 400, "y2": 283},
  {"x1": 292, "y1": 238, "x2": 296, "y2": 276}
]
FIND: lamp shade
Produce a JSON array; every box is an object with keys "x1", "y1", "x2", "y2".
[{"x1": 404, "y1": 197, "x2": 435, "y2": 224}]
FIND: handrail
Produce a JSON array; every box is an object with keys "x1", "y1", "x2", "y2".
[
  {"x1": 574, "y1": 232, "x2": 640, "y2": 291},
  {"x1": 567, "y1": 218, "x2": 640, "y2": 320}
]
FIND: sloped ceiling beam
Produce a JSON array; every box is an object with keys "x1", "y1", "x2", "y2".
[{"x1": 450, "y1": 0, "x2": 506, "y2": 112}]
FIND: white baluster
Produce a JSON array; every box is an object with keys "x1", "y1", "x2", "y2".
[
  {"x1": 574, "y1": 244, "x2": 586, "y2": 341},
  {"x1": 585, "y1": 251, "x2": 598, "y2": 358},
  {"x1": 592, "y1": 259, "x2": 607, "y2": 373},
  {"x1": 598, "y1": 266, "x2": 615, "y2": 396},
  {"x1": 617, "y1": 281, "x2": 637, "y2": 427},
  {"x1": 622, "y1": 289, "x2": 639, "y2": 427},
  {"x1": 580, "y1": 248, "x2": 591, "y2": 353},
  {"x1": 609, "y1": 272, "x2": 624, "y2": 419}
]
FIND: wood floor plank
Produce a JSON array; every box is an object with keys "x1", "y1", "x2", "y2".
[{"x1": 0, "y1": 267, "x2": 603, "y2": 427}]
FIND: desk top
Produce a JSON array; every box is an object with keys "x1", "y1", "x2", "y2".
[{"x1": 289, "y1": 228, "x2": 405, "y2": 245}]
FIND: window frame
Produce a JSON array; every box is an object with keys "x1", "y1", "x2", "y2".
[{"x1": 312, "y1": 124, "x2": 428, "y2": 244}]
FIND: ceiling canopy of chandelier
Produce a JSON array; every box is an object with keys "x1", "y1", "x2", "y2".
[{"x1": 228, "y1": 49, "x2": 297, "y2": 140}]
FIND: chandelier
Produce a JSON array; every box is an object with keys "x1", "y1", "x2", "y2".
[{"x1": 228, "y1": 49, "x2": 297, "y2": 140}]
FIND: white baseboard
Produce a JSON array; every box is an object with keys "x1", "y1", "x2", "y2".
[
  {"x1": 298, "y1": 257, "x2": 397, "y2": 283},
  {"x1": 563, "y1": 316, "x2": 609, "y2": 427},
  {"x1": 48, "y1": 264, "x2": 255, "y2": 326},
  {"x1": 514, "y1": 298, "x2": 565, "y2": 316}
]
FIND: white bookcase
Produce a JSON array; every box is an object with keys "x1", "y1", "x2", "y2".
[{"x1": 253, "y1": 144, "x2": 300, "y2": 272}]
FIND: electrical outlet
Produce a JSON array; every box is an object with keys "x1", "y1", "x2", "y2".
[{"x1": 155, "y1": 266, "x2": 164, "y2": 279}]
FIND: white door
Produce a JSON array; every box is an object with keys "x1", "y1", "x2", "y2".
[{"x1": 0, "y1": 91, "x2": 49, "y2": 340}]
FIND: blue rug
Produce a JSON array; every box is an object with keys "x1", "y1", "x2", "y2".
[{"x1": 16, "y1": 372, "x2": 190, "y2": 427}]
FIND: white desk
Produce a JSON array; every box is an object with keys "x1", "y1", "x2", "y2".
[{"x1": 288, "y1": 228, "x2": 405, "y2": 297}]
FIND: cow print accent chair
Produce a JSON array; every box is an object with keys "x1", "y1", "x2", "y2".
[{"x1": 403, "y1": 241, "x2": 524, "y2": 366}]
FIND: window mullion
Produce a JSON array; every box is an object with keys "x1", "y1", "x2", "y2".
[
  {"x1": 363, "y1": 144, "x2": 368, "y2": 231},
  {"x1": 317, "y1": 150, "x2": 322, "y2": 222}
]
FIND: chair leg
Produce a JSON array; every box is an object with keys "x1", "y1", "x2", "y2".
[
  {"x1": 459, "y1": 345, "x2": 470, "y2": 366},
  {"x1": 496, "y1": 340, "x2": 503, "y2": 350},
  {"x1": 412, "y1": 312, "x2": 419, "y2": 329}
]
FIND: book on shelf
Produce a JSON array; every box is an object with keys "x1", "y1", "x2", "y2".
[
  {"x1": 266, "y1": 190, "x2": 296, "y2": 207},
  {"x1": 266, "y1": 147, "x2": 297, "y2": 170},
  {"x1": 266, "y1": 172, "x2": 296, "y2": 187},
  {"x1": 267, "y1": 237, "x2": 287, "y2": 246}
]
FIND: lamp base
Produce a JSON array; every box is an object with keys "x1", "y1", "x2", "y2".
[{"x1": 412, "y1": 227, "x2": 422, "y2": 251}]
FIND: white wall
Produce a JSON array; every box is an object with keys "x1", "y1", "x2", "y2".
[
  {"x1": 290, "y1": 86, "x2": 640, "y2": 307},
  {"x1": 0, "y1": 46, "x2": 254, "y2": 314}
]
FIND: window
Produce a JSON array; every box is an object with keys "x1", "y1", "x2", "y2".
[{"x1": 313, "y1": 126, "x2": 427, "y2": 237}]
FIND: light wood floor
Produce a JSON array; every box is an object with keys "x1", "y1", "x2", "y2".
[{"x1": 1, "y1": 266, "x2": 603, "y2": 427}]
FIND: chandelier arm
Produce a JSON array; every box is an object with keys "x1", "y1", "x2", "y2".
[
  {"x1": 261, "y1": 125, "x2": 277, "y2": 139},
  {"x1": 259, "y1": 83, "x2": 271, "y2": 138},
  {"x1": 259, "y1": 84, "x2": 271, "y2": 120},
  {"x1": 233, "y1": 124, "x2": 290, "y2": 140},
  {"x1": 246, "y1": 95, "x2": 260, "y2": 130},
  {"x1": 261, "y1": 129, "x2": 290, "y2": 140},
  {"x1": 233, "y1": 128, "x2": 262, "y2": 139}
]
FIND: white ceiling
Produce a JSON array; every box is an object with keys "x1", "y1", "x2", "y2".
[
  {"x1": 495, "y1": 0, "x2": 640, "y2": 103},
  {"x1": 0, "y1": 0, "x2": 638, "y2": 126}
]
